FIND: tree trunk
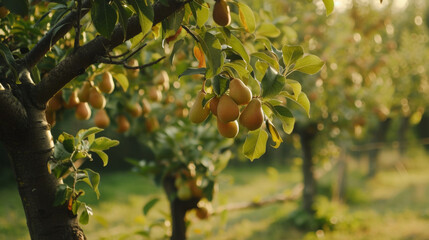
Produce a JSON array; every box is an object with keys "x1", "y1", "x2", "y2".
[
  {"x1": 163, "y1": 176, "x2": 199, "y2": 240},
  {"x1": 1, "y1": 98, "x2": 85, "y2": 239},
  {"x1": 367, "y1": 118, "x2": 392, "y2": 178},
  {"x1": 398, "y1": 116, "x2": 410, "y2": 157},
  {"x1": 299, "y1": 125, "x2": 317, "y2": 215},
  {"x1": 333, "y1": 149, "x2": 347, "y2": 203}
]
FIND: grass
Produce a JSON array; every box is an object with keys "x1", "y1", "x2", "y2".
[{"x1": 2, "y1": 150, "x2": 429, "y2": 239}]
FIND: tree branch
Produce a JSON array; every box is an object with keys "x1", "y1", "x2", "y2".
[
  {"x1": 23, "y1": 0, "x2": 92, "y2": 69},
  {"x1": 32, "y1": 0, "x2": 188, "y2": 105}
]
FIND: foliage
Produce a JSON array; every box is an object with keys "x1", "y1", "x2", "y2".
[{"x1": 49, "y1": 127, "x2": 118, "y2": 224}]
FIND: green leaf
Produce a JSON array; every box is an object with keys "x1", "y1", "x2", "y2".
[
  {"x1": 286, "y1": 79, "x2": 302, "y2": 100},
  {"x1": 251, "y1": 52, "x2": 279, "y2": 72},
  {"x1": 58, "y1": 132, "x2": 75, "y2": 153},
  {"x1": 0, "y1": 43, "x2": 18, "y2": 80},
  {"x1": 237, "y1": 2, "x2": 255, "y2": 33},
  {"x1": 179, "y1": 68, "x2": 206, "y2": 78},
  {"x1": 170, "y1": 39, "x2": 185, "y2": 65},
  {"x1": 282, "y1": 45, "x2": 303, "y2": 71},
  {"x1": 53, "y1": 184, "x2": 70, "y2": 206},
  {"x1": 212, "y1": 74, "x2": 229, "y2": 96},
  {"x1": 112, "y1": 73, "x2": 129, "y2": 91},
  {"x1": 254, "y1": 60, "x2": 269, "y2": 81},
  {"x1": 143, "y1": 198, "x2": 159, "y2": 216},
  {"x1": 3, "y1": 0, "x2": 29, "y2": 16},
  {"x1": 297, "y1": 92, "x2": 311, "y2": 117},
  {"x1": 257, "y1": 23, "x2": 281, "y2": 38},
  {"x1": 91, "y1": 0, "x2": 118, "y2": 39},
  {"x1": 189, "y1": 1, "x2": 209, "y2": 28},
  {"x1": 243, "y1": 129, "x2": 268, "y2": 161},
  {"x1": 77, "y1": 127, "x2": 103, "y2": 142},
  {"x1": 54, "y1": 142, "x2": 72, "y2": 161},
  {"x1": 92, "y1": 150, "x2": 109, "y2": 166},
  {"x1": 79, "y1": 204, "x2": 93, "y2": 225},
  {"x1": 261, "y1": 67, "x2": 285, "y2": 98},
  {"x1": 197, "y1": 31, "x2": 223, "y2": 78},
  {"x1": 221, "y1": 28, "x2": 250, "y2": 63},
  {"x1": 80, "y1": 169, "x2": 101, "y2": 199},
  {"x1": 162, "y1": 8, "x2": 184, "y2": 38},
  {"x1": 31, "y1": 66, "x2": 41, "y2": 84},
  {"x1": 90, "y1": 137, "x2": 119, "y2": 151},
  {"x1": 273, "y1": 106, "x2": 295, "y2": 134},
  {"x1": 292, "y1": 54, "x2": 324, "y2": 75},
  {"x1": 127, "y1": 0, "x2": 153, "y2": 37},
  {"x1": 113, "y1": 0, "x2": 132, "y2": 39},
  {"x1": 323, "y1": 0, "x2": 335, "y2": 16}
]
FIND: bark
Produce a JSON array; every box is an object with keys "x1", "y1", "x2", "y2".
[
  {"x1": 163, "y1": 176, "x2": 199, "y2": 240},
  {"x1": 398, "y1": 116, "x2": 410, "y2": 157},
  {"x1": 0, "y1": 1, "x2": 189, "y2": 239},
  {"x1": 298, "y1": 124, "x2": 317, "y2": 215},
  {"x1": 367, "y1": 118, "x2": 392, "y2": 178}
]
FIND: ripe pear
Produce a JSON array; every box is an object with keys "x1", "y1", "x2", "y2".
[
  {"x1": 155, "y1": 70, "x2": 169, "y2": 85},
  {"x1": 47, "y1": 91, "x2": 63, "y2": 112},
  {"x1": 149, "y1": 87, "x2": 162, "y2": 102},
  {"x1": 217, "y1": 118, "x2": 239, "y2": 138},
  {"x1": 78, "y1": 82, "x2": 91, "y2": 102},
  {"x1": 0, "y1": 7, "x2": 10, "y2": 19},
  {"x1": 141, "y1": 98, "x2": 151, "y2": 116},
  {"x1": 213, "y1": 0, "x2": 231, "y2": 26},
  {"x1": 189, "y1": 91, "x2": 210, "y2": 123},
  {"x1": 239, "y1": 98, "x2": 264, "y2": 131},
  {"x1": 229, "y1": 78, "x2": 252, "y2": 105},
  {"x1": 116, "y1": 115, "x2": 130, "y2": 133},
  {"x1": 88, "y1": 87, "x2": 106, "y2": 109},
  {"x1": 127, "y1": 102, "x2": 143, "y2": 118},
  {"x1": 126, "y1": 59, "x2": 139, "y2": 79},
  {"x1": 75, "y1": 102, "x2": 91, "y2": 120},
  {"x1": 217, "y1": 95, "x2": 239, "y2": 122},
  {"x1": 209, "y1": 96, "x2": 220, "y2": 116},
  {"x1": 94, "y1": 109, "x2": 110, "y2": 128},
  {"x1": 196, "y1": 207, "x2": 209, "y2": 220},
  {"x1": 99, "y1": 72, "x2": 115, "y2": 94},
  {"x1": 64, "y1": 90, "x2": 80, "y2": 108},
  {"x1": 145, "y1": 117, "x2": 160, "y2": 133},
  {"x1": 46, "y1": 110, "x2": 56, "y2": 127}
]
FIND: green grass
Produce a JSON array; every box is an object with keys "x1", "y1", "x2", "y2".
[{"x1": 2, "y1": 150, "x2": 429, "y2": 239}]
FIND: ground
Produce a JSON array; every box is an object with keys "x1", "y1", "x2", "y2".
[{"x1": 1, "y1": 149, "x2": 429, "y2": 240}]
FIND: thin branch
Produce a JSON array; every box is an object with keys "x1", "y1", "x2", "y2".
[
  {"x1": 73, "y1": 0, "x2": 83, "y2": 53},
  {"x1": 98, "y1": 55, "x2": 166, "y2": 69},
  {"x1": 33, "y1": 0, "x2": 188, "y2": 105},
  {"x1": 181, "y1": 25, "x2": 199, "y2": 42},
  {"x1": 23, "y1": 0, "x2": 92, "y2": 69}
]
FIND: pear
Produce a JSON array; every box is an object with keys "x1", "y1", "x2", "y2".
[
  {"x1": 99, "y1": 72, "x2": 115, "y2": 94},
  {"x1": 47, "y1": 91, "x2": 63, "y2": 112},
  {"x1": 155, "y1": 70, "x2": 169, "y2": 85},
  {"x1": 64, "y1": 90, "x2": 80, "y2": 109},
  {"x1": 145, "y1": 117, "x2": 160, "y2": 132},
  {"x1": 141, "y1": 98, "x2": 152, "y2": 116},
  {"x1": 229, "y1": 78, "x2": 252, "y2": 105},
  {"x1": 126, "y1": 59, "x2": 140, "y2": 79},
  {"x1": 213, "y1": 0, "x2": 231, "y2": 26},
  {"x1": 239, "y1": 98, "x2": 264, "y2": 131},
  {"x1": 149, "y1": 87, "x2": 162, "y2": 102},
  {"x1": 196, "y1": 207, "x2": 209, "y2": 220},
  {"x1": 88, "y1": 87, "x2": 106, "y2": 109},
  {"x1": 78, "y1": 82, "x2": 91, "y2": 102},
  {"x1": 189, "y1": 91, "x2": 210, "y2": 123},
  {"x1": 217, "y1": 118, "x2": 239, "y2": 138},
  {"x1": 94, "y1": 109, "x2": 110, "y2": 128},
  {"x1": 217, "y1": 95, "x2": 239, "y2": 122},
  {"x1": 46, "y1": 110, "x2": 56, "y2": 127},
  {"x1": 116, "y1": 115, "x2": 130, "y2": 133},
  {"x1": 127, "y1": 102, "x2": 143, "y2": 118},
  {"x1": 75, "y1": 102, "x2": 91, "y2": 120},
  {"x1": 209, "y1": 96, "x2": 220, "y2": 116}
]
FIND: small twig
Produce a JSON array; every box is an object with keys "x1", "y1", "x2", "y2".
[
  {"x1": 98, "y1": 56, "x2": 166, "y2": 70},
  {"x1": 181, "y1": 25, "x2": 199, "y2": 42},
  {"x1": 107, "y1": 50, "x2": 131, "y2": 59},
  {"x1": 123, "y1": 43, "x2": 148, "y2": 61},
  {"x1": 73, "y1": 0, "x2": 82, "y2": 53}
]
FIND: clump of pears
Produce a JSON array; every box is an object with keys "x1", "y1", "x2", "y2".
[{"x1": 189, "y1": 77, "x2": 264, "y2": 138}]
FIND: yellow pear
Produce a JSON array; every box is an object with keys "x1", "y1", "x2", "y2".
[
  {"x1": 239, "y1": 98, "x2": 264, "y2": 131},
  {"x1": 126, "y1": 59, "x2": 139, "y2": 79},
  {"x1": 94, "y1": 109, "x2": 110, "y2": 128},
  {"x1": 229, "y1": 78, "x2": 252, "y2": 105},
  {"x1": 141, "y1": 98, "x2": 152, "y2": 116},
  {"x1": 209, "y1": 96, "x2": 220, "y2": 116},
  {"x1": 88, "y1": 87, "x2": 106, "y2": 109},
  {"x1": 145, "y1": 117, "x2": 160, "y2": 133},
  {"x1": 75, "y1": 102, "x2": 91, "y2": 120},
  {"x1": 149, "y1": 87, "x2": 162, "y2": 102},
  {"x1": 78, "y1": 82, "x2": 91, "y2": 102},
  {"x1": 64, "y1": 90, "x2": 80, "y2": 109},
  {"x1": 217, "y1": 118, "x2": 239, "y2": 138},
  {"x1": 116, "y1": 115, "x2": 130, "y2": 133},
  {"x1": 99, "y1": 72, "x2": 115, "y2": 94},
  {"x1": 189, "y1": 91, "x2": 210, "y2": 123},
  {"x1": 217, "y1": 95, "x2": 239, "y2": 122},
  {"x1": 213, "y1": 0, "x2": 231, "y2": 26}
]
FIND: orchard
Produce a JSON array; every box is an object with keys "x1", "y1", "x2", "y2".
[{"x1": 1, "y1": 0, "x2": 429, "y2": 240}]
